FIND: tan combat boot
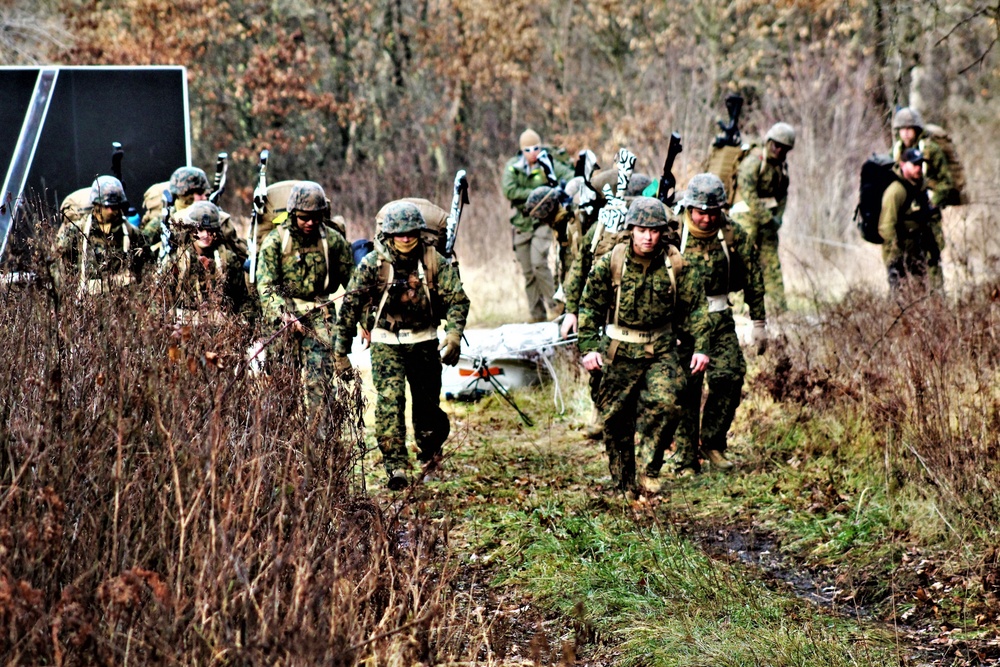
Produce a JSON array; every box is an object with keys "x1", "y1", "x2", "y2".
[{"x1": 705, "y1": 449, "x2": 734, "y2": 470}]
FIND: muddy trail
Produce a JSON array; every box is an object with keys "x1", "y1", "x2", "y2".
[{"x1": 403, "y1": 402, "x2": 1000, "y2": 667}]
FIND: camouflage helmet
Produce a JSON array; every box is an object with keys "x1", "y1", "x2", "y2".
[
  {"x1": 626, "y1": 173, "x2": 653, "y2": 197},
  {"x1": 679, "y1": 173, "x2": 727, "y2": 211},
  {"x1": 624, "y1": 197, "x2": 670, "y2": 229},
  {"x1": 380, "y1": 201, "x2": 426, "y2": 235},
  {"x1": 526, "y1": 186, "x2": 559, "y2": 221},
  {"x1": 181, "y1": 201, "x2": 221, "y2": 231},
  {"x1": 168, "y1": 166, "x2": 210, "y2": 197},
  {"x1": 286, "y1": 181, "x2": 329, "y2": 213},
  {"x1": 89, "y1": 175, "x2": 128, "y2": 207},
  {"x1": 765, "y1": 122, "x2": 796, "y2": 149},
  {"x1": 892, "y1": 107, "x2": 924, "y2": 130}
]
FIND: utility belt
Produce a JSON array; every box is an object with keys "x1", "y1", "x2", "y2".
[
  {"x1": 706, "y1": 294, "x2": 730, "y2": 313},
  {"x1": 604, "y1": 323, "x2": 671, "y2": 344},
  {"x1": 370, "y1": 327, "x2": 438, "y2": 345},
  {"x1": 80, "y1": 273, "x2": 133, "y2": 295}
]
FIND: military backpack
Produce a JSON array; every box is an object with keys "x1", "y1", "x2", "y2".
[{"x1": 854, "y1": 153, "x2": 897, "y2": 244}]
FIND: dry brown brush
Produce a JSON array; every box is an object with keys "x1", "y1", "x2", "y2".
[
  {"x1": 0, "y1": 215, "x2": 487, "y2": 665},
  {"x1": 756, "y1": 281, "x2": 1000, "y2": 535}
]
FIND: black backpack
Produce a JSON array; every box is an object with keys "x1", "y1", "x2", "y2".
[{"x1": 854, "y1": 154, "x2": 896, "y2": 244}]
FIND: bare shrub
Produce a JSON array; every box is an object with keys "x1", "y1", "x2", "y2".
[
  {"x1": 755, "y1": 282, "x2": 1000, "y2": 532},
  {"x1": 0, "y1": 208, "x2": 489, "y2": 664}
]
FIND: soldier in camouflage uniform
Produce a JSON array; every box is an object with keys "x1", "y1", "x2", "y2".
[
  {"x1": 578, "y1": 197, "x2": 710, "y2": 493},
  {"x1": 256, "y1": 181, "x2": 354, "y2": 411},
  {"x1": 161, "y1": 201, "x2": 252, "y2": 323},
  {"x1": 334, "y1": 202, "x2": 469, "y2": 490},
  {"x1": 878, "y1": 148, "x2": 940, "y2": 292},
  {"x1": 731, "y1": 122, "x2": 794, "y2": 312},
  {"x1": 52, "y1": 175, "x2": 149, "y2": 296},
  {"x1": 142, "y1": 166, "x2": 247, "y2": 260},
  {"x1": 561, "y1": 172, "x2": 665, "y2": 440},
  {"x1": 891, "y1": 107, "x2": 954, "y2": 291},
  {"x1": 651, "y1": 174, "x2": 766, "y2": 473},
  {"x1": 502, "y1": 128, "x2": 574, "y2": 322}
]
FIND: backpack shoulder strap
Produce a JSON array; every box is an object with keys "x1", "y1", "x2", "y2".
[
  {"x1": 609, "y1": 243, "x2": 628, "y2": 326},
  {"x1": 423, "y1": 244, "x2": 438, "y2": 289},
  {"x1": 665, "y1": 246, "x2": 681, "y2": 307}
]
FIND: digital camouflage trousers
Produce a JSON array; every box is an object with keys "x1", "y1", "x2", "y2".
[
  {"x1": 757, "y1": 220, "x2": 786, "y2": 312},
  {"x1": 597, "y1": 351, "x2": 687, "y2": 490},
  {"x1": 673, "y1": 316, "x2": 747, "y2": 458},
  {"x1": 371, "y1": 339, "x2": 450, "y2": 475}
]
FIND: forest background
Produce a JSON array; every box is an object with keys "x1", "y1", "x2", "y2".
[{"x1": 4, "y1": 0, "x2": 1000, "y2": 314}]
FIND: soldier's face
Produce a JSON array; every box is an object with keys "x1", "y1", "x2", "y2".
[
  {"x1": 631, "y1": 226, "x2": 662, "y2": 256},
  {"x1": 94, "y1": 204, "x2": 122, "y2": 225},
  {"x1": 898, "y1": 127, "x2": 918, "y2": 147},
  {"x1": 194, "y1": 229, "x2": 218, "y2": 249},
  {"x1": 690, "y1": 208, "x2": 722, "y2": 231},
  {"x1": 767, "y1": 140, "x2": 790, "y2": 163},
  {"x1": 522, "y1": 144, "x2": 541, "y2": 165},
  {"x1": 900, "y1": 159, "x2": 923, "y2": 183},
  {"x1": 294, "y1": 211, "x2": 321, "y2": 236}
]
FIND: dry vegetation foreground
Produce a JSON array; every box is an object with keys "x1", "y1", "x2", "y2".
[{"x1": 5, "y1": 225, "x2": 1000, "y2": 665}]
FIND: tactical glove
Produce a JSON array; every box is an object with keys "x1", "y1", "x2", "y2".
[
  {"x1": 439, "y1": 331, "x2": 462, "y2": 366},
  {"x1": 333, "y1": 354, "x2": 352, "y2": 375},
  {"x1": 751, "y1": 320, "x2": 767, "y2": 355}
]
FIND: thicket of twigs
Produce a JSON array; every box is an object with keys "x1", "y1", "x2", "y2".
[
  {"x1": 756, "y1": 280, "x2": 1000, "y2": 533},
  {"x1": 0, "y1": 215, "x2": 488, "y2": 665}
]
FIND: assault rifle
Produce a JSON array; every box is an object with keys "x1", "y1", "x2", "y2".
[
  {"x1": 444, "y1": 169, "x2": 469, "y2": 260},
  {"x1": 656, "y1": 132, "x2": 683, "y2": 207},
  {"x1": 111, "y1": 141, "x2": 141, "y2": 228},
  {"x1": 208, "y1": 152, "x2": 228, "y2": 205},
  {"x1": 713, "y1": 93, "x2": 744, "y2": 148},
  {"x1": 247, "y1": 149, "x2": 269, "y2": 283}
]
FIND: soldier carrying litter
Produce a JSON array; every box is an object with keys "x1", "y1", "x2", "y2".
[
  {"x1": 334, "y1": 201, "x2": 469, "y2": 491},
  {"x1": 577, "y1": 197, "x2": 710, "y2": 496}
]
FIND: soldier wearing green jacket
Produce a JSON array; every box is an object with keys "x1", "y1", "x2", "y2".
[
  {"x1": 578, "y1": 197, "x2": 710, "y2": 493},
  {"x1": 52, "y1": 175, "x2": 149, "y2": 296},
  {"x1": 878, "y1": 148, "x2": 939, "y2": 292},
  {"x1": 731, "y1": 122, "x2": 794, "y2": 312},
  {"x1": 502, "y1": 128, "x2": 574, "y2": 322},
  {"x1": 653, "y1": 174, "x2": 766, "y2": 474},
  {"x1": 891, "y1": 107, "x2": 954, "y2": 291},
  {"x1": 256, "y1": 181, "x2": 354, "y2": 411},
  {"x1": 334, "y1": 202, "x2": 469, "y2": 491}
]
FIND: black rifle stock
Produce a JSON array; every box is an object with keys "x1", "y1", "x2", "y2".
[
  {"x1": 657, "y1": 132, "x2": 683, "y2": 206},
  {"x1": 713, "y1": 94, "x2": 744, "y2": 148}
]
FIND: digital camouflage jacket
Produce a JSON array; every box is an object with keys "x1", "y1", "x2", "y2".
[
  {"x1": 578, "y1": 241, "x2": 709, "y2": 360},
  {"x1": 679, "y1": 216, "x2": 765, "y2": 323},
  {"x1": 255, "y1": 220, "x2": 354, "y2": 328},
  {"x1": 733, "y1": 147, "x2": 789, "y2": 244},
  {"x1": 334, "y1": 242, "x2": 469, "y2": 356}
]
